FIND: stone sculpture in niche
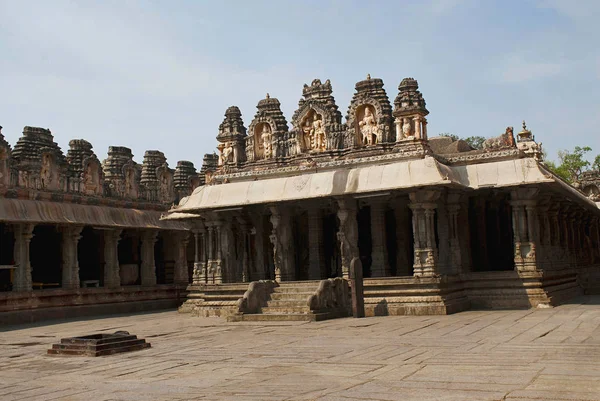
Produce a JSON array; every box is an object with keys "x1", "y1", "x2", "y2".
[
  {"x1": 83, "y1": 161, "x2": 100, "y2": 195},
  {"x1": 261, "y1": 124, "x2": 273, "y2": 159},
  {"x1": 218, "y1": 142, "x2": 235, "y2": 166},
  {"x1": 359, "y1": 106, "x2": 378, "y2": 146},
  {"x1": 40, "y1": 153, "x2": 53, "y2": 189},
  {"x1": 402, "y1": 118, "x2": 413, "y2": 139},
  {"x1": 300, "y1": 111, "x2": 327, "y2": 152}
]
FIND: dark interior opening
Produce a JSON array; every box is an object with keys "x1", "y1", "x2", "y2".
[
  {"x1": 323, "y1": 212, "x2": 339, "y2": 278},
  {"x1": 78, "y1": 227, "x2": 103, "y2": 286},
  {"x1": 30, "y1": 225, "x2": 62, "y2": 288},
  {"x1": 0, "y1": 223, "x2": 15, "y2": 291},
  {"x1": 155, "y1": 235, "x2": 167, "y2": 284}
]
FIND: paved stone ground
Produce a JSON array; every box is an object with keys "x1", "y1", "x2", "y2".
[{"x1": 1, "y1": 297, "x2": 600, "y2": 401}]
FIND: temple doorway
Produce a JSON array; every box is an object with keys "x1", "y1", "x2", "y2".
[
  {"x1": 0, "y1": 223, "x2": 15, "y2": 291},
  {"x1": 78, "y1": 227, "x2": 103, "y2": 287}
]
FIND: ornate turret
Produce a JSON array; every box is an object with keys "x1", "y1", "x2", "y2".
[
  {"x1": 12, "y1": 126, "x2": 67, "y2": 191},
  {"x1": 393, "y1": 78, "x2": 429, "y2": 142},
  {"x1": 516, "y1": 121, "x2": 542, "y2": 161},
  {"x1": 247, "y1": 94, "x2": 289, "y2": 161},
  {"x1": 216, "y1": 106, "x2": 247, "y2": 167},
  {"x1": 66, "y1": 139, "x2": 103, "y2": 195},
  {"x1": 0, "y1": 126, "x2": 11, "y2": 187},
  {"x1": 345, "y1": 75, "x2": 393, "y2": 148},
  {"x1": 290, "y1": 79, "x2": 344, "y2": 154},
  {"x1": 140, "y1": 150, "x2": 174, "y2": 203},
  {"x1": 200, "y1": 153, "x2": 219, "y2": 185},
  {"x1": 102, "y1": 146, "x2": 140, "y2": 199},
  {"x1": 174, "y1": 160, "x2": 200, "y2": 199},
  {"x1": 578, "y1": 170, "x2": 600, "y2": 201}
]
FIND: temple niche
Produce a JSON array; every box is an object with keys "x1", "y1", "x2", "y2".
[
  {"x1": 345, "y1": 75, "x2": 394, "y2": 148},
  {"x1": 357, "y1": 105, "x2": 379, "y2": 146},
  {"x1": 393, "y1": 78, "x2": 429, "y2": 142},
  {"x1": 217, "y1": 106, "x2": 247, "y2": 167},
  {"x1": 247, "y1": 94, "x2": 288, "y2": 161},
  {"x1": 291, "y1": 79, "x2": 343, "y2": 154},
  {"x1": 103, "y1": 146, "x2": 140, "y2": 199},
  {"x1": 299, "y1": 110, "x2": 326, "y2": 152}
]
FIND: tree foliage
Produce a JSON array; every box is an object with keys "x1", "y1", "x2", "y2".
[{"x1": 545, "y1": 146, "x2": 599, "y2": 184}]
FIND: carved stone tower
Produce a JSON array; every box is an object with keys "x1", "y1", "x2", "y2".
[
  {"x1": 345, "y1": 75, "x2": 394, "y2": 148},
  {"x1": 247, "y1": 94, "x2": 289, "y2": 161},
  {"x1": 12, "y1": 126, "x2": 67, "y2": 191},
  {"x1": 174, "y1": 160, "x2": 199, "y2": 200},
  {"x1": 199, "y1": 153, "x2": 219, "y2": 185},
  {"x1": 102, "y1": 146, "x2": 140, "y2": 199},
  {"x1": 393, "y1": 78, "x2": 429, "y2": 143},
  {"x1": 217, "y1": 106, "x2": 247, "y2": 167},
  {"x1": 66, "y1": 139, "x2": 103, "y2": 195},
  {"x1": 290, "y1": 79, "x2": 344, "y2": 154},
  {"x1": 140, "y1": 150, "x2": 174, "y2": 203}
]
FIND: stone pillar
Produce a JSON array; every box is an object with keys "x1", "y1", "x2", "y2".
[
  {"x1": 140, "y1": 230, "x2": 158, "y2": 286},
  {"x1": 307, "y1": 208, "x2": 325, "y2": 280},
  {"x1": 252, "y1": 215, "x2": 266, "y2": 280},
  {"x1": 422, "y1": 117, "x2": 428, "y2": 140},
  {"x1": 447, "y1": 193, "x2": 462, "y2": 275},
  {"x1": 394, "y1": 118, "x2": 403, "y2": 142},
  {"x1": 269, "y1": 206, "x2": 294, "y2": 282},
  {"x1": 103, "y1": 229, "x2": 122, "y2": 288},
  {"x1": 61, "y1": 226, "x2": 83, "y2": 290},
  {"x1": 394, "y1": 199, "x2": 411, "y2": 276},
  {"x1": 413, "y1": 115, "x2": 422, "y2": 140},
  {"x1": 237, "y1": 218, "x2": 251, "y2": 282},
  {"x1": 213, "y1": 222, "x2": 223, "y2": 284},
  {"x1": 173, "y1": 231, "x2": 190, "y2": 286},
  {"x1": 336, "y1": 198, "x2": 359, "y2": 279},
  {"x1": 370, "y1": 200, "x2": 390, "y2": 277},
  {"x1": 13, "y1": 224, "x2": 34, "y2": 292},
  {"x1": 409, "y1": 190, "x2": 440, "y2": 277},
  {"x1": 510, "y1": 188, "x2": 539, "y2": 273}
]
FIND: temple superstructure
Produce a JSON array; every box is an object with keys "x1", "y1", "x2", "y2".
[{"x1": 166, "y1": 76, "x2": 600, "y2": 320}]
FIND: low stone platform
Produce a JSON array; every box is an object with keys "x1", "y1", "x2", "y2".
[{"x1": 47, "y1": 331, "x2": 151, "y2": 357}]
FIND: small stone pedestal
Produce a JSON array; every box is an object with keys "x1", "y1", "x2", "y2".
[{"x1": 47, "y1": 331, "x2": 151, "y2": 357}]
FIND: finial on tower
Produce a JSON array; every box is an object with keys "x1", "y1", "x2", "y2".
[
  {"x1": 367, "y1": 73, "x2": 371, "y2": 80},
  {"x1": 266, "y1": 93, "x2": 270, "y2": 99}
]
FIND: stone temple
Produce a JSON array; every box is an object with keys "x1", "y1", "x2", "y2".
[{"x1": 2, "y1": 76, "x2": 600, "y2": 323}]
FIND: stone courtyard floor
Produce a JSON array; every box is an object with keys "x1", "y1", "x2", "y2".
[{"x1": 1, "y1": 297, "x2": 600, "y2": 401}]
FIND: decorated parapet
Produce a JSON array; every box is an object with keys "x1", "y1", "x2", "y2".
[
  {"x1": 217, "y1": 106, "x2": 247, "y2": 167},
  {"x1": 0, "y1": 125, "x2": 199, "y2": 206},
  {"x1": 393, "y1": 78, "x2": 429, "y2": 142}
]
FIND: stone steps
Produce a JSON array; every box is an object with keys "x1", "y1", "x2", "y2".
[
  {"x1": 228, "y1": 311, "x2": 337, "y2": 322},
  {"x1": 261, "y1": 306, "x2": 312, "y2": 314},
  {"x1": 269, "y1": 291, "x2": 314, "y2": 300}
]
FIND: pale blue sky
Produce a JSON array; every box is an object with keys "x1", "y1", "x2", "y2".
[{"x1": 1, "y1": 0, "x2": 599, "y2": 168}]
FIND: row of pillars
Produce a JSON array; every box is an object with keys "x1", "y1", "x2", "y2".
[{"x1": 9, "y1": 224, "x2": 191, "y2": 292}]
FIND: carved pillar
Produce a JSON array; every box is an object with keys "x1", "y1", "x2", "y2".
[
  {"x1": 510, "y1": 188, "x2": 539, "y2": 273},
  {"x1": 336, "y1": 198, "x2": 359, "y2": 279},
  {"x1": 13, "y1": 224, "x2": 34, "y2": 292},
  {"x1": 394, "y1": 198, "x2": 410, "y2": 276},
  {"x1": 61, "y1": 226, "x2": 83, "y2": 290},
  {"x1": 214, "y1": 221, "x2": 223, "y2": 284},
  {"x1": 173, "y1": 231, "x2": 190, "y2": 286},
  {"x1": 140, "y1": 230, "x2": 158, "y2": 286},
  {"x1": 307, "y1": 208, "x2": 325, "y2": 280},
  {"x1": 413, "y1": 115, "x2": 422, "y2": 140},
  {"x1": 447, "y1": 195, "x2": 462, "y2": 275},
  {"x1": 237, "y1": 218, "x2": 251, "y2": 282},
  {"x1": 370, "y1": 200, "x2": 390, "y2": 277},
  {"x1": 409, "y1": 190, "x2": 440, "y2": 277},
  {"x1": 394, "y1": 118, "x2": 403, "y2": 142},
  {"x1": 103, "y1": 229, "x2": 122, "y2": 289},
  {"x1": 269, "y1": 206, "x2": 294, "y2": 282},
  {"x1": 422, "y1": 117, "x2": 428, "y2": 140}
]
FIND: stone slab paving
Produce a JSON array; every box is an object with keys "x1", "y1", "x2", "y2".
[{"x1": 1, "y1": 297, "x2": 600, "y2": 401}]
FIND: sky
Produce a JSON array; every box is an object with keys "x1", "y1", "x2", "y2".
[{"x1": 1, "y1": 0, "x2": 599, "y2": 168}]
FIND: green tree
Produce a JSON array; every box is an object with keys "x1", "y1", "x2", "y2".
[
  {"x1": 556, "y1": 146, "x2": 592, "y2": 183},
  {"x1": 464, "y1": 136, "x2": 486, "y2": 150}
]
